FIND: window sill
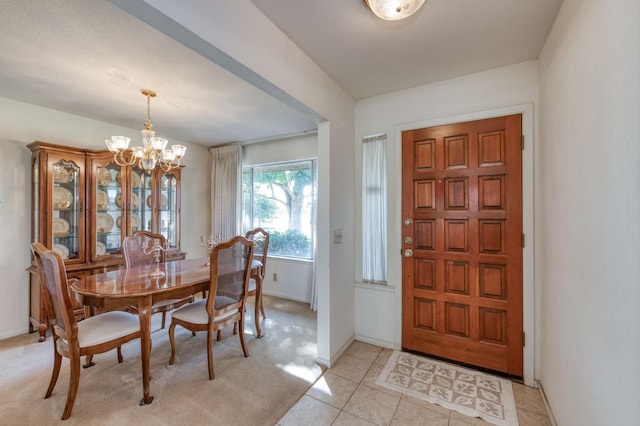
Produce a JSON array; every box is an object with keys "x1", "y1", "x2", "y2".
[{"x1": 354, "y1": 281, "x2": 395, "y2": 292}]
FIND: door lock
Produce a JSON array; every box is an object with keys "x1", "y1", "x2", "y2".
[
  {"x1": 404, "y1": 218, "x2": 413, "y2": 226},
  {"x1": 404, "y1": 236, "x2": 413, "y2": 244}
]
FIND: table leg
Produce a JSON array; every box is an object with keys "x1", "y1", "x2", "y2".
[
  {"x1": 138, "y1": 295, "x2": 154, "y2": 405},
  {"x1": 255, "y1": 276, "x2": 263, "y2": 338}
]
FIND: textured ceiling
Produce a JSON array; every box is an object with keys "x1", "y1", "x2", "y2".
[{"x1": 0, "y1": 0, "x2": 562, "y2": 147}]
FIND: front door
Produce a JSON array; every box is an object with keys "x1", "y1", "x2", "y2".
[{"x1": 401, "y1": 114, "x2": 523, "y2": 377}]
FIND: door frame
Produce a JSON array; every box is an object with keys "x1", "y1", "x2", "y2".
[{"x1": 391, "y1": 104, "x2": 535, "y2": 386}]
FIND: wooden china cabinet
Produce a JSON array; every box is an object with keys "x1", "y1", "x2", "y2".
[{"x1": 27, "y1": 141, "x2": 185, "y2": 341}]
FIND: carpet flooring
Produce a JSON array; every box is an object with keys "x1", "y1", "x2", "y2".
[
  {"x1": 0, "y1": 296, "x2": 321, "y2": 425},
  {"x1": 376, "y1": 350, "x2": 519, "y2": 426}
]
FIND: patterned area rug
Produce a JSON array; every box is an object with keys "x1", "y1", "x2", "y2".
[{"x1": 376, "y1": 351, "x2": 519, "y2": 426}]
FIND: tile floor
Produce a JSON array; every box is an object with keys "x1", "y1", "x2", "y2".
[{"x1": 278, "y1": 341, "x2": 552, "y2": 426}]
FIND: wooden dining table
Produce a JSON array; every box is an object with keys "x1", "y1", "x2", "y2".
[{"x1": 72, "y1": 257, "x2": 263, "y2": 406}]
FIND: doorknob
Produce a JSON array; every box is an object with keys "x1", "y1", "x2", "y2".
[{"x1": 403, "y1": 249, "x2": 413, "y2": 257}]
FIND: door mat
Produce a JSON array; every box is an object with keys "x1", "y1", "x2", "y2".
[{"x1": 376, "y1": 351, "x2": 519, "y2": 426}]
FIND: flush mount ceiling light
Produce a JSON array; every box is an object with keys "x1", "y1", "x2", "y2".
[{"x1": 364, "y1": 0, "x2": 426, "y2": 21}]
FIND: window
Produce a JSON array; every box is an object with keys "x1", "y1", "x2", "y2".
[
  {"x1": 362, "y1": 134, "x2": 387, "y2": 284},
  {"x1": 243, "y1": 160, "x2": 317, "y2": 259}
]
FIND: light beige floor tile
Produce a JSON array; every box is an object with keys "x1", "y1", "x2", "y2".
[
  {"x1": 328, "y1": 354, "x2": 373, "y2": 383},
  {"x1": 306, "y1": 371, "x2": 358, "y2": 409},
  {"x1": 277, "y1": 395, "x2": 340, "y2": 426},
  {"x1": 374, "y1": 348, "x2": 394, "y2": 366},
  {"x1": 390, "y1": 399, "x2": 450, "y2": 426},
  {"x1": 344, "y1": 341, "x2": 383, "y2": 362},
  {"x1": 332, "y1": 410, "x2": 376, "y2": 426},
  {"x1": 517, "y1": 408, "x2": 553, "y2": 426},
  {"x1": 361, "y1": 362, "x2": 402, "y2": 397},
  {"x1": 512, "y1": 382, "x2": 548, "y2": 415},
  {"x1": 343, "y1": 384, "x2": 401, "y2": 426}
]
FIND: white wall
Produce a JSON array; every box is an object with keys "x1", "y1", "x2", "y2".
[
  {"x1": 0, "y1": 97, "x2": 210, "y2": 339},
  {"x1": 538, "y1": 0, "x2": 640, "y2": 424},
  {"x1": 354, "y1": 61, "x2": 539, "y2": 384}
]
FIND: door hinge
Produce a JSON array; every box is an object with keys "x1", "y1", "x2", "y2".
[
  {"x1": 521, "y1": 135, "x2": 524, "y2": 150},
  {"x1": 522, "y1": 233, "x2": 525, "y2": 248},
  {"x1": 523, "y1": 331, "x2": 526, "y2": 347}
]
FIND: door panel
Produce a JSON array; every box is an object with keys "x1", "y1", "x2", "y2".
[{"x1": 402, "y1": 114, "x2": 523, "y2": 377}]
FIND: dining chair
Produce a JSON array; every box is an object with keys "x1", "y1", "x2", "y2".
[
  {"x1": 31, "y1": 242, "x2": 141, "y2": 420},
  {"x1": 245, "y1": 228, "x2": 269, "y2": 321},
  {"x1": 168, "y1": 235, "x2": 254, "y2": 380},
  {"x1": 123, "y1": 231, "x2": 194, "y2": 329}
]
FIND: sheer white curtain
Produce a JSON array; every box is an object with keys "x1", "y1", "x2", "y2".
[
  {"x1": 362, "y1": 134, "x2": 387, "y2": 285},
  {"x1": 209, "y1": 145, "x2": 242, "y2": 241}
]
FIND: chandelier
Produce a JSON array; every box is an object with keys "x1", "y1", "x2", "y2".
[
  {"x1": 105, "y1": 89, "x2": 186, "y2": 172},
  {"x1": 364, "y1": 0, "x2": 426, "y2": 21}
]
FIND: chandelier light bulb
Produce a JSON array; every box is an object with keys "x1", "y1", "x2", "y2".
[{"x1": 364, "y1": 0, "x2": 426, "y2": 21}]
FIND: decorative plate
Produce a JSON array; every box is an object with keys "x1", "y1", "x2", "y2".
[
  {"x1": 115, "y1": 192, "x2": 138, "y2": 209},
  {"x1": 53, "y1": 187, "x2": 73, "y2": 210},
  {"x1": 53, "y1": 167, "x2": 71, "y2": 183},
  {"x1": 96, "y1": 212, "x2": 114, "y2": 234},
  {"x1": 53, "y1": 244, "x2": 69, "y2": 259},
  {"x1": 146, "y1": 194, "x2": 168, "y2": 209},
  {"x1": 96, "y1": 241, "x2": 106, "y2": 256},
  {"x1": 97, "y1": 168, "x2": 111, "y2": 186},
  {"x1": 96, "y1": 189, "x2": 109, "y2": 210},
  {"x1": 131, "y1": 213, "x2": 140, "y2": 232},
  {"x1": 52, "y1": 218, "x2": 70, "y2": 235},
  {"x1": 115, "y1": 171, "x2": 141, "y2": 188}
]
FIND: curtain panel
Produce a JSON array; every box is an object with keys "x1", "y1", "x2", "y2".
[
  {"x1": 209, "y1": 144, "x2": 242, "y2": 241},
  {"x1": 362, "y1": 134, "x2": 387, "y2": 285}
]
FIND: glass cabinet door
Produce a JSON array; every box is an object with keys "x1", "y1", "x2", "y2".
[
  {"x1": 159, "y1": 171, "x2": 179, "y2": 249},
  {"x1": 135, "y1": 166, "x2": 153, "y2": 233},
  {"x1": 51, "y1": 158, "x2": 82, "y2": 261},
  {"x1": 95, "y1": 161, "x2": 124, "y2": 259}
]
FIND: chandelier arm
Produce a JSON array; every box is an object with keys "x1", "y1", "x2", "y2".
[{"x1": 113, "y1": 150, "x2": 137, "y2": 167}]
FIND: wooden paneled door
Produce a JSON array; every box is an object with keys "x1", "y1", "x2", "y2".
[{"x1": 401, "y1": 114, "x2": 523, "y2": 377}]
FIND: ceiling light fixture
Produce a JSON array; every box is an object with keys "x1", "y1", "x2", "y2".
[
  {"x1": 105, "y1": 89, "x2": 186, "y2": 172},
  {"x1": 364, "y1": 0, "x2": 426, "y2": 21}
]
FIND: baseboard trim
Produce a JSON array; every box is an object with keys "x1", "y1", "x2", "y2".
[
  {"x1": 354, "y1": 334, "x2": 395, "y2": 350},
  {"x1": 536, "y1": 380, "x2": 558, "y2": 426}
]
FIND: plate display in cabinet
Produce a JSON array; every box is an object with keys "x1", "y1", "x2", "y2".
[
  {"x1": 97, "y1": 168, "x2": 112, "y2": 186},
  {"x1": 96, "y1": 212, "x2": 114, "y2": 234},
  {"x1": 52, "y1": 218, "x2": 70, "y2": 236},
  {"x1": 146, "y1": 194, "x2": 168, "y2": 209},
  {"x1": 116, "y1": 171, "x2": 141, "y2": 188},
  {"x1": 53, "y1": 167, "x2": 72, "y2": 183},
  {"x1": 53, "y1": 244, "x2": 69, "y2": 259},
  {"x1": 96, "y1": 241, "x2": 106, "y2": 256},
  {"x1": 97, "y1": 189, "x2": 109, "y2": 210},
  {"x1": 53, "y1": 187, "x2": 73, "y2": 210},
  {"x1": 115, "y1": 192, "x2": 139, "y2": 209},
  {"x1": 115, "y1": 213, "x2": 140, "y2": 232}
]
